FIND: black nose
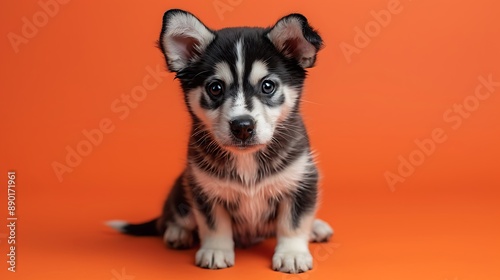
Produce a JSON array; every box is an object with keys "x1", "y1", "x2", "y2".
[{"x1": 230, "y1": 116, "x2": 255, "y2": 142}]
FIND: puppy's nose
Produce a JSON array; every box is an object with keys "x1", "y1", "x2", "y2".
[{"x1": 230, "y1": 116, "x2": 255, "y2": 142}]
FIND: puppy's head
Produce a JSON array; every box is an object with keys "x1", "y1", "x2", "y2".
[{"x1": 159, "y1": 9, "x2": 322, "y2": 153}]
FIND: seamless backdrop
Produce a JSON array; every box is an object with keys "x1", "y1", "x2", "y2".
[{"x1": 1, "y1": 0, "x2": 499, "y2": 279}]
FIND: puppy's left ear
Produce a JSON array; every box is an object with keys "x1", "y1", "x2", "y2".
[{"x1": 267, "y1": 14, "x2": 323, "y2": 68}]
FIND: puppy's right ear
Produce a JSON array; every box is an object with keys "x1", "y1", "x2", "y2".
[{"x1": 159, "y1": 9, "x2": 215, "y2": 72}]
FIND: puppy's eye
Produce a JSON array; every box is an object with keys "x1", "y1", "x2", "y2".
[
  {"x1": 206, "y1": 81, "x2": 224, "y2": 97},
  {"x1": 261, "y1": 80, "x2": 276, "y2": 95}
]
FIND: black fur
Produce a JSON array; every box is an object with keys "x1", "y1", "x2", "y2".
[
  {"x1": 154, "y1": 175, "x2": 193, "y2": 233},
  {"x1": 291, "y1": 166, "x2": 319, "y2": 228},
  {"x1": 121, "y1": 218, "x2": 159, "y2": 236},
  {"x1": 190, "y1": 178, "x2": 216, "y2": 230}
]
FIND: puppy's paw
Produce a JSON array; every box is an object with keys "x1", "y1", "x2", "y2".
[
  {"x1": 272, "y1": 251, "x2": 313, "y2": 273},
  {"x1": 195, "y1": 248, "x2": 235, "y2": 269},
  {"x1": 163, "y1": 223, "x2": 194, "y2": 249},
  {"x1": 310, "y1": 219, "x2": 333, "y2": 243}
]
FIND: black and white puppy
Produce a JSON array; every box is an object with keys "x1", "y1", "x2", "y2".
[{"x1": 108, "y1": 9, "x2": 333, "y2": 274}]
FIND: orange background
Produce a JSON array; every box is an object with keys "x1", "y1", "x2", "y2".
[{"x1": 1, "y1": 0, "x2": 499, "y2": 279}]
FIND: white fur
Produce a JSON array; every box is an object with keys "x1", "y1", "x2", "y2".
[
  {"x1": 229, "y1": 92, "x2": 250, "y2": 119},
  {"x1": 249, "y1": 60, "x2": 268, "y2": 85},
  {"x1": 235, "y1": 39, "x2": 244, "y2": 92},
  {"x1": 275, "y1": 236, "x2": 310, "y2": 255},
  {"x1": 273, "y1": 236, "x2": 313, "y2": 273},
  {"x1": 251, "y1": 95, "x2": 279, "y2": 144},
  {"x1": 195, "y1": 247, "x2": 235, "y2": 269},
  {"x1": 214, "y1": 62, "x2": 234, "y2": 85},
  {"x1": 105, "y1": 220, "x2": 127, "y2": 232},
  {"x1": 281, "y1": 85, "x2": 299, "y2": 121},
  {"x1": 234, "y1": 153, "x2": 258, "y2": 186}
]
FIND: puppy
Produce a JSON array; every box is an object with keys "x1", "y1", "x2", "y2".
[{"x1": 108, "y1": 9, "x2": 333, "y2": 274}]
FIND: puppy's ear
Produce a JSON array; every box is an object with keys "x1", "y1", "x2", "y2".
[
  {"x1": 267, "y1": 14, "x2": 323, "y2": 68},
  {"x1": 159, "y1": 9, "x2": 215, "y2": 72}
]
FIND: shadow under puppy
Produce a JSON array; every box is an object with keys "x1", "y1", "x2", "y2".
[{"x1": 108, "y1": 9, "x2": 333, "y2": 274}]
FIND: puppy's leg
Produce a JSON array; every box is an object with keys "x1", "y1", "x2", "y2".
[
  {"x1": 273, "y1": 209, "x2": 315, "y2": 273},
  {"x1": 273, "y1": 181, "x2": 318, "y2": 273},
  {"x1": 158, "y1": 175, "x2": 197, "y2": 249},
  {"x1": 193, "y1": 203, "x2": 234, "y2": 269}
]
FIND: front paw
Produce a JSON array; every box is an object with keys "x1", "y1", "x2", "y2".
[
  {"x1": 195, "y1": 248, "x2": 235, "y2": 269},
  {"x1": 272, "y1": 251, "x2": 313, "y2": 273}
]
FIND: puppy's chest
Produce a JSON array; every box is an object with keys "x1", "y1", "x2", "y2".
[
  {"x1": 193, "y1": 153, "x2": 302, "y2": 231},
  {"x1": 193, "y1": 151, "x2": 310, "y2": 201},
  {"x1": 192, "y1": 151, "x2": 310, "y2": 242},
  {"x1": 212, "y1": 156, "x2": 282, "y2": 229},
  {"x1": 228, "y1": 190, "x2": 277, "y2": 219},
  {"x1": 228, "y1": 193, "x2": 278, "y2": 246},
  {"x1": 206, "y1": 174, "x2": 282, "y2": 245},
  {"x1": 211, "y1": 174, "x2": 282, "y2": 233}
]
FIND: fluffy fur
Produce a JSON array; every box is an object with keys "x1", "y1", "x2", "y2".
[{"x1": 110, "y1": 9, "x2": 333, "y2": 274}]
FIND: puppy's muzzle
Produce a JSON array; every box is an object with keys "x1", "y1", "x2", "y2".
[{"x1": 230, "y1": 116, "x2": 255, "y2": 142}]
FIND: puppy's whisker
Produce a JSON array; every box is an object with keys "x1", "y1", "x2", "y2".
[{"x1": 300, "y1": 99, "x2": 322, "y2": 105}]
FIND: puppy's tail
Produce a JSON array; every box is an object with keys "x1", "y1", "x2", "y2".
[{"x1": 106, "y1": 218, "x2": 160, "y2": 236}]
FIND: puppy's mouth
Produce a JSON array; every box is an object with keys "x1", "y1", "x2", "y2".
[{"x1": 224, "y1": 142, "x2": 265, "y2": 153}]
